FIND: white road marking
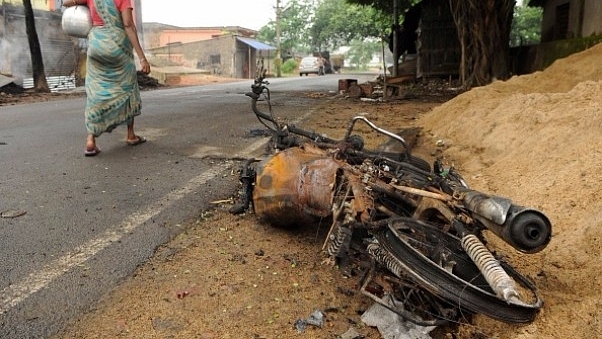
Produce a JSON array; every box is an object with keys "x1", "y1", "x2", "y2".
[
  {"x1": 233, "y1": 137, "x2": 271, "y2": 158},
  {"x1": 0, "y1": 161, "x2": 233, "y2": 314}
]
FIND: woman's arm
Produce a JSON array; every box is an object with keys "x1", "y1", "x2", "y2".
[
  {"x1": 121, "y1": 8, "x2": 150, "y2": 74},
  {"x1": 63, "y1": 0, "x2": 85, "y2": 8}
]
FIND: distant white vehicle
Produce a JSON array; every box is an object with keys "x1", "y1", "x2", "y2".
[{"x1": 298, "y1": 56, "x2": 325, "y2": 76}]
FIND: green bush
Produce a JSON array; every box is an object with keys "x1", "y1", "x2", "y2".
[{"x1": 281, "y1": 59, "x2": 298, "y2": 74}]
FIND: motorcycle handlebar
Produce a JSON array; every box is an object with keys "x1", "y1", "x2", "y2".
[{"x1": 247, "y1": 92, "x2": 276, "y2": 124}]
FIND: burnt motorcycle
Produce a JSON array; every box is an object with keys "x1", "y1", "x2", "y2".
[{"x1": 231, "y1": 67, "x2": 552, "y2": 326}]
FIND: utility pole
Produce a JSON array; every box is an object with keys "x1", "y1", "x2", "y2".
[{"x1": 276, "y1": 0, "x2": 282, "y2": 77}]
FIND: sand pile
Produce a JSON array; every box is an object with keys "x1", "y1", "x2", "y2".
[{"x1": 417, "y1": 43, "x2": 602, "y2": 338}]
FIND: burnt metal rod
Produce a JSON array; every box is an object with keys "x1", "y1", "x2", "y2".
[{"x1": 344, "y1": 116, "x2": 409, "y2": 153}]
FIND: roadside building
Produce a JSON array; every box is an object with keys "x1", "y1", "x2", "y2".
[
  {"x1": 144, "y1": 24, "x2": 276, "y2": 79},
  {"x1": 147, "y1": 34, "x2": 276, "y2": 79}
]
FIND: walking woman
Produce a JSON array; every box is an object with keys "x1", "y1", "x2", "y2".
[{"x1": 64, "y1": 0, "x2": 150, "y2": 156}]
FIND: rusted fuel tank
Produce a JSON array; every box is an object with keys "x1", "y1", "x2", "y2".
[{"x1": 252, "y1": 146, "x2": 340, "y2": 227}]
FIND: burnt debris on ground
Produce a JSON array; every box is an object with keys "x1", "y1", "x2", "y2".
[{"x1": 337, "y1": 76, "x2": 465, "y2": 103}]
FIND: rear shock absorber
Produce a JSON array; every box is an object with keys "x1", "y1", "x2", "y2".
[{"x1": 461, "y1": 234, "x2": 519, "y2": 303}]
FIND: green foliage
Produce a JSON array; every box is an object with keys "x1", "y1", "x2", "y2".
[
  {"x1": 256, "y1": 0, "x2": 316, "y2": 55},
  {"x1": 311, "y1": 0, "x2": 389, "y2": 51},
  {"x1": 510, "y1": 3, "x2": 543, "y2": 47},
  {"x1": 256, "y1": 26, "x2": 276, "y2": 46},
  {"x1": 257, "y1": 0, "x2": 390, "y2": 56},
  {"x1": 281, "y1": 58, "x2": 298, "y2": 74},
  {"x1": 346, "y1": 38, "x2": 381, "y2": 69}
]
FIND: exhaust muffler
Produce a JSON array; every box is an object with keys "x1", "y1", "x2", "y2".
[{"x1": 461, "y1": 190, "x2": 552, "y2": 253}]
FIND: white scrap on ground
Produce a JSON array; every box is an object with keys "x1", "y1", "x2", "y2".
[
  {"x1": 361, "y1": 302, "x2": 436, "y2": 339},
  {"x1": 0, "y1": 74, "x2": 21, "y2": 88}
]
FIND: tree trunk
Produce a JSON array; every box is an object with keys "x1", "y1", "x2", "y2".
[
  {"x1": 23, "y1": 0, "x2": 50, "y2": 92},
  {"x1": 449, "y1": 0, "x2": 515, "y2": 88}
]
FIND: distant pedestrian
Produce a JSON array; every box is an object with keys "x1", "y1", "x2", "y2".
[
  {"x1": 64, "y1": 0, "x2": 150, "y2": 156},
  {"x1": 318, "y1": 56, "x2": 325, "y2": 75}
]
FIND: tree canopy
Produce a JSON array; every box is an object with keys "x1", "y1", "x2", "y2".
[
  {"x1": 510, "y1": 2, "x2": 543, "y2": 47},
  {"x1": 310, "y1": 0, "x2": 387, "y2": 50},
  {"x1": 349, "y1": 0, "x2": 518, "y2": 87},
  {"x1": 257, "y1": 0, "x2": 388, "y2": 56},
  {"x1": 259, "y1": 0, "x2": 528, "y2": 88},
  {"x1": 257, "y1": 0, "x2": 314, "y2": 56}
]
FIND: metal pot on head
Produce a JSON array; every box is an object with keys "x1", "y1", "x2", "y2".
[{"x1": 61, "y1": 6, "x2": 92, "y2": 38}]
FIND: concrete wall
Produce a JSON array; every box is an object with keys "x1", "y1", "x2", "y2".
[
  {"x1": 159, "y1": 28, "x2": 226, "y2": 47},
  {"x1": 510, "y1": 36, "x2": 602, "y2": 75},
  {"x1": 4, "y1": 0, "x2": 55, "y2": 10},
  {"x1": 148, "y1": 34, "x2": 274, "y2": 79},
  {"x1": 582, "y1": 0, "x2": 602, "y2": 37},
  {"x1": 143, "y1": 25, "x2": 259, "y2": 50},
  {"x1": 0, "y1": 4, "x2": 79, "y2": 81},
  {"x1": 150, "y1": 35, "x2": 236, "y2": 76},
  {"x1": 539, "y1": 0, "x2": 602, "y2": 42}
]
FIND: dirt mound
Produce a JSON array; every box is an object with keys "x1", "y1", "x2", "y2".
[{"x1": 417, "y1": 42, "x2": 602, "y2": 338}]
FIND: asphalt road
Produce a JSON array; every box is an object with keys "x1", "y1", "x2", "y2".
[{"x1": 0, "y1": 72, "x2": 378, "y2": 338}]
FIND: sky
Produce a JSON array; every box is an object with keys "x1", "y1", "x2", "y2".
[{"x1": 140, "y1": 0, "x2": 277, "y2": 30}]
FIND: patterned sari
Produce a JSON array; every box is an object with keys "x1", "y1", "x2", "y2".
[{"x1": 85, "y1": 0, "x2": 141, "y2": 137}]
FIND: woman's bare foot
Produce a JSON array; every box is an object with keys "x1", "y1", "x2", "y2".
[
  {"x1": 85, "y1": 135, "x2": 101, "y2": 156},
  {"x1": 86, "y1": 134, "x2": 96, "y2": 151}
]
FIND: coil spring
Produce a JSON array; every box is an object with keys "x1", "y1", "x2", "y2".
[
  {"x1": 461, "y1": 234, "x2": 519, "y2": 302},
  {"x1": 367, "y1": 242, "x2": 405, "y2": 278},
  {"x1": 326, "y1": 225, "x2": 353, "y2": 258},
  {"x1": 327, "y1": 198, "x2": 357, "y2": 257},
  {"x1": 342, "y1": 201, "x2": 355, "y2": 224}
]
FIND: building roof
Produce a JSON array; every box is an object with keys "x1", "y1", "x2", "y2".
[{"x1": 237, "y1": 37, "x2": 276, "y2": 51}]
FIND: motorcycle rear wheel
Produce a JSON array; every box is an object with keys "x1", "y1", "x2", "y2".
[{"x1": 375, "y1": 217, "x2": 543, "y2": 324}]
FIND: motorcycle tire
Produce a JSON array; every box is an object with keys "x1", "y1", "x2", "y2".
[{"x1": 375, "y1": 217, "x2": 543, "y2": 323}]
